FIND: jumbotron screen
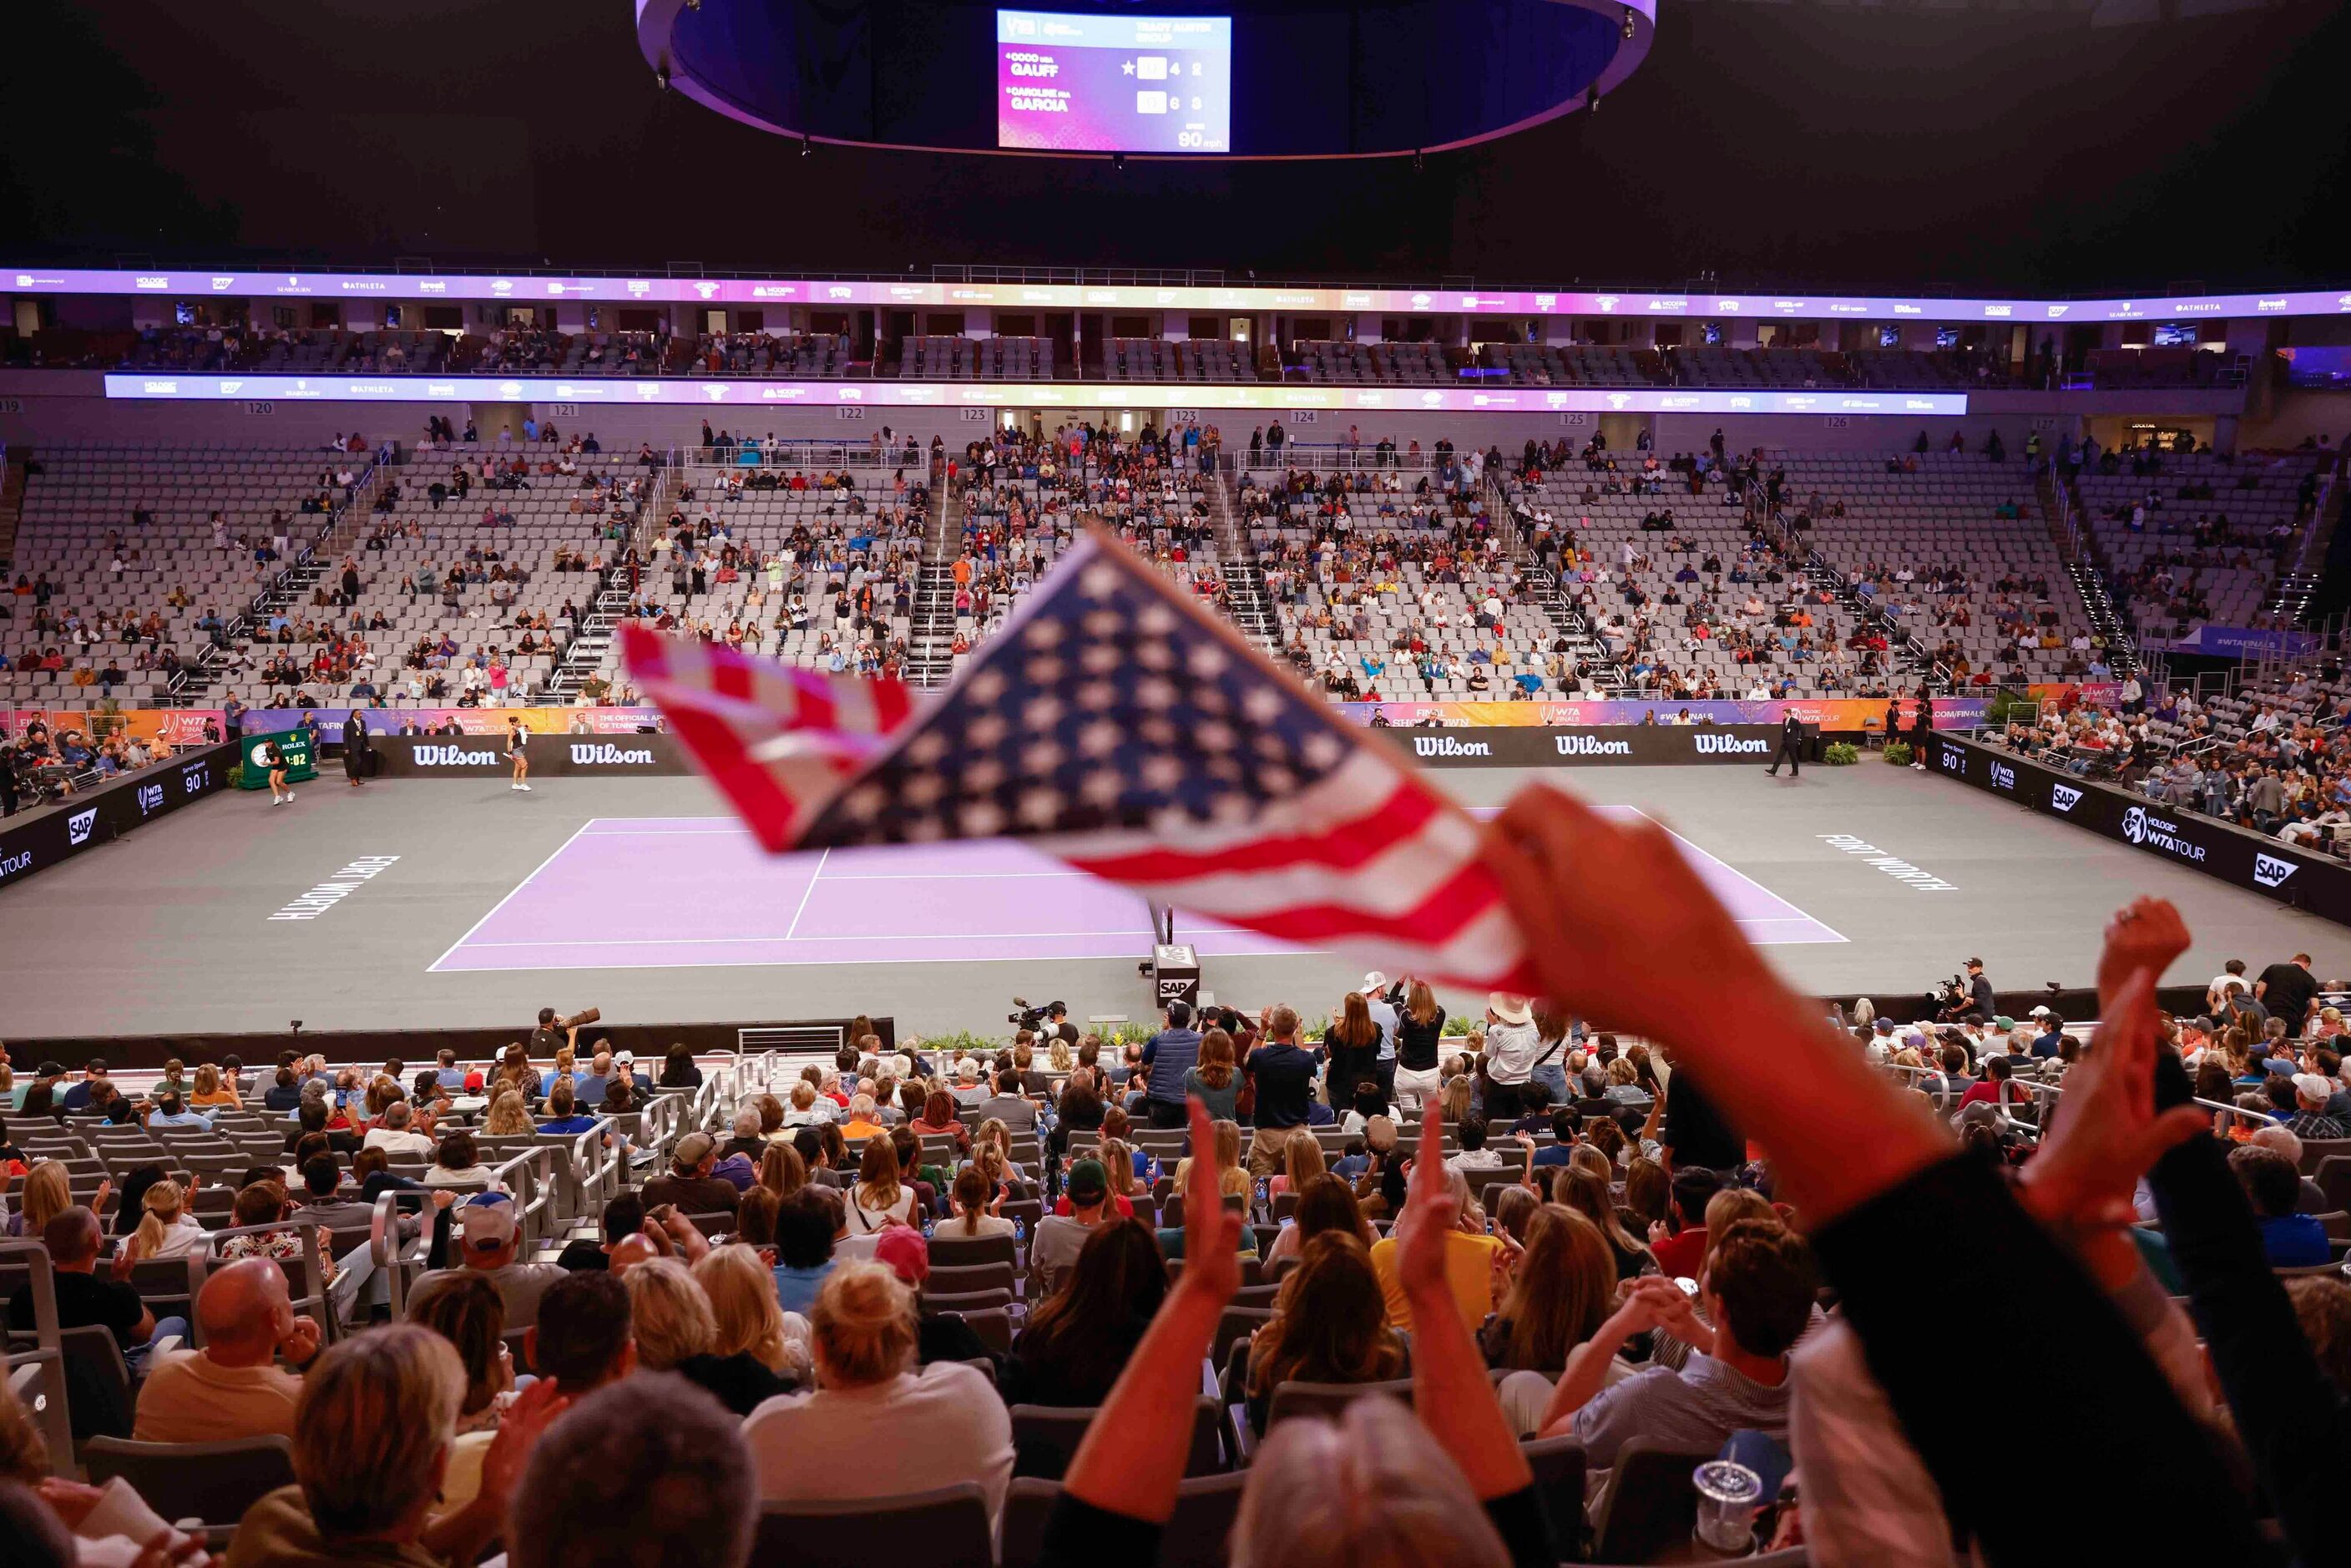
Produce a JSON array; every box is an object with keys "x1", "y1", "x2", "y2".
[{"x1": 997, "y1": 10, "x2": 1233, "y2": 154}]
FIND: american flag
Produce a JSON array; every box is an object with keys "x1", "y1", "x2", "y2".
[{"x1": 623, "y1": 529, "x2": 1536, "y2": 990}]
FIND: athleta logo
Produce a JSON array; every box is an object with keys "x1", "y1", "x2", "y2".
[
  {"x1": 1414, "y1": 736, "x2": 1490, "y2": 758},
  {"x1": 1693, "y1": 733, "x2": 1769, "y2": 755},
  {"x1": 68, "y1": 807, "x2": 99, "y2": 846},
  {"x1": 2121, "y1": 806, "x2": 2207, "y2": 863},
  {"x1": 2254, "y1": 853, "x2": 2299, "y2": 890},
  {"x1": 1989, "y1": 761, "x2": 2015, "y2": 792},
  {"x1": 415, "y1": 745, "x2": 497, "y2": 766},
  {"x1": 1555, "y1": 734, "x2": 1631, "y2": 756},
  {"x1": 2050, "y1": 784, "x2": 2082, "y2": 812},
  {"x1": 569, "y1": 743, "x2": 655, "y2": 766}
]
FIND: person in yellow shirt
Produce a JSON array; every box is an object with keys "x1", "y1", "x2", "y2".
[{"x1": 1368, "y1": 1164, "x2": 1508, "y2": 1331}]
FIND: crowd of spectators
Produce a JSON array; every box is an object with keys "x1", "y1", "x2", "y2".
[{"x1": 8, "y1": 860, "x2": 2351, "y2": 1568}]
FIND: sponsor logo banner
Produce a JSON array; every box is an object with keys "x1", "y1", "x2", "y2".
[
  {"x1": 0, "y1": 741, "x2": 235, "y2": 896},
  {"x1": 1341, "y1": 688, "x2": 2108, "y2": 732},
  {"x1": 367, "y1": 732, "x2": 693, "y2": 777},
  {"x1": 1928, "y1": 732, "x2": 2351, "y2": 928},
  {"x1": 1393, "y1": 724, "x2": 1792, "y2": 767}
]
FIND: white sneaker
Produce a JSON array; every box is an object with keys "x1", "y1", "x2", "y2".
[
  {"x1": 517, "y1": 783, "x2": 531, "y2": 792},
  {"x1": 284, "y1": 792, "x2": 295, "y2": 802}
]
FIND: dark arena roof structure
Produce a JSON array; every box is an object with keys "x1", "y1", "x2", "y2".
[{"x1": 634, "y1": 0, "x2": 1655, "y2": 159}]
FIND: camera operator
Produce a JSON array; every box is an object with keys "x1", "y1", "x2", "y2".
[{"x1": 1937, "y1": 958, "x2": 1995, "y2": 1024}]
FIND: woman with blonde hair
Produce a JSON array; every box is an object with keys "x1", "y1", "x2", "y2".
[
  {"x1": 1048, "y1": 1036, "x2": 1074, "y2": 1073},
  {"x1": 693, "y1": 1245, "x2": 809, "y2": 1401},
  {"x1": 190, "y1": 1062, "x2": 242, "y2": 1110},
  {"x1": 1095, "y1": 1136, "x2": 1140, "y2": 1206},
  {"x1": 1479, "y1": 1205, "x2": 1615, "y2": 1372},
  {"x1": 624, "y1": 1256, "x2": 717, "y2": 1371},
  {"x1": 782, "y1": 1081, "x2": 832, "y2": 1128},
  {"x1": 1440, "y1": 1073, "x2": 1476, "y2": 1125},
  {"x1": 8, "y1": 1161, "x2": 73, "y2": 1238},
  {"x1": 483, "y1": 1090, "x2": 533, "y2": 1136},
  {"x1": 1392, "y1": 979, "x2": 1449, "y2": 1110},
  {"x1": 1243, "y1": 1231, "x2": 1407, "y2": 1434},
  {"x1": 1269, "y1": 1126, "x2": 1326, "y2": 1197},
  {"x1": 847, "y1": 1137, "x2": 916, "y2": 1234},
  {"x1": 759, "y1": 1140, "x2": 808, "y2": 1201},
  {"x1": 126, "y1": 1179, "x2": 207, "y2": 1262},
  {"x1": 1172, "y1": 1120, "x2": 1250, "y2": 1199},
  {"x1": 741, "y1": 1262, "x2": 1014, "y2": 1523}
]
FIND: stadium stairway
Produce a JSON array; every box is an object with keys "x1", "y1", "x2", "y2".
[
  {"x1": 1210, "y1": 460, "x2": 1280, "y2": 649},
  {"x1": 907, "y1": 451, "x2": 958, "y2": 687}
]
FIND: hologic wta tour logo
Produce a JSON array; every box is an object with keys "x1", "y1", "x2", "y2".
[{"x1": 2122, "y1": 806, "x2": 2206, "y2": 863}]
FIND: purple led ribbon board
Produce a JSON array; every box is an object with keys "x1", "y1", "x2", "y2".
[
  {"x1": 15, "y1": 268, "x2": 2351, "y2": 322},
  {"x1": 100, "y1": 374, "x2": 1968, "y2": 415}
]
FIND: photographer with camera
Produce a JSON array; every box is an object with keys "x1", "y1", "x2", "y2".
[
  {"x1": 1934, "y1": 959, "x2": 1996, "y2": 1024},
  {"x1": 528, "y1": 1005, "x2": 600, "y2": 1058}
]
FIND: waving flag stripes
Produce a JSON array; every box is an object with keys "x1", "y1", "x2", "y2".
[{"x1": 622, "y1": 527, "x2": 1537, "y2": 991}]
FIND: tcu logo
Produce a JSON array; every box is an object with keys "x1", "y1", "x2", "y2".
[
  {"x1": 136, "y1": 783, "x2": 166, "y2": 817},
  {"x1": 2050, "y1": 784, "x2": 2082, "y2": 813},
  {"x1": 68, "y1": 807, "x2": 99, "y2": 846},
  {"x1": 2121, "y1": 806, "x2": 2147, "y2": 844},
  {"x1": 2254, "y1": 853, "x2": 2299, "y2": 891}
]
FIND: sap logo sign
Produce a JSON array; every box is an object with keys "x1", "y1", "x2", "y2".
[
  {"x1": 2254, "y1": 853, "x2": 2299, "y2": 891},
  {"x1": 136, "y1": 783, "x2": 166, "y2": 817},
  {"x1": 1413, "y1": 736, "x2": 1490, "y2": 758},
  {"x1": 2050, "y1": 783, "x2": 2082, "y2": 813},
  {"x1": 415, "y1": 745, "x2": 498, "y2": 766},
  {"x1": 1555, "y1": 734, "x2": 1631, "y2": 756},
  {"x1": 1989, "y1": 761, "x2": 2015, "y2": 792},
  {"x1": 68, "y1": 807, "x2": 99, "y2": 846},
  {"x1": 569, "y1": 744, "x2": 655, "y2": 766},
  {"x1": 1693, "y1": 733, "x2": 1769, "y2": 755}
]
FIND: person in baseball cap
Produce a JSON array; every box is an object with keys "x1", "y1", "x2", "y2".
[
  {"x1": 873, "y1": 1224, "x2": 1000, "y2": 1366},
  {"x1": 458, "y1": 1192, "x2": 520, "y2": 1256}
]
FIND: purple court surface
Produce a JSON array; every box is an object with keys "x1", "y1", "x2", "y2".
[{"x1": 429, "y1": 806, "x2": 1843, "y2": 974}]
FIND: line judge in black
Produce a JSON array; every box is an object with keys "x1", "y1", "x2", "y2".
[{"x1": 1766, "y1": 712, "x2": 1807, "y2": 777}]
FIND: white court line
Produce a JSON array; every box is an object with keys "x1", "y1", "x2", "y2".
[
  {"x1": 458, "y1": 928, "x2": 1168, "y2": 948},
  {"x1": 427, "y1": 820, "x2": 595, "y2": 973},
  {"x1": 781, "y1": 848, "x2": 829, "y2": 940},
  {"x1": 1615, "y1": 805, "x2": 1851, "y2": 946},
  {"x1": 806, "y1": 870, "x2": 1091, "y2": 881},
  {"x1": 435, "y1": 943, "x2": 1328, "y2": 974}
]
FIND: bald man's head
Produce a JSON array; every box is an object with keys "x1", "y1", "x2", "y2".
[
  {"x1": 195, "y1": 1257, "x2": 294, "y2": 1363},
  {"x1": 604, "y1": 1232, "x2": 663, "y2": 1277}
]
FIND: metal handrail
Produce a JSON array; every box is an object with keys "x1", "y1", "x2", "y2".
[{"x1": 0, "y1": 1240, "x2": 77, "y2": 1474}]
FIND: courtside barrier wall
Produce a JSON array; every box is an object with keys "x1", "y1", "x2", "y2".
[
  {"x1": 1929, "y1": 731, "x2": 2351, "y2": 927},
  {"x1": 1395, "y1": 723, "x2": 1798, "y2": 767},
  {"x1": 369, "y1": 732, "x2": 696, "y2": 778},
  {"x1": 0, "y1": 742, "x2": 235, "y2": 893}
]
